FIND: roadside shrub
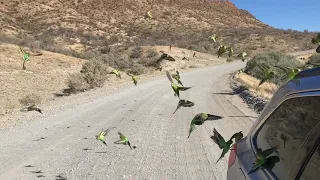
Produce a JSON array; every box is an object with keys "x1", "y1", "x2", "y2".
[
  {"x1": 68, "y1": 59, "x2": 109, "y2": 93},
  {"x1": 68, "y1": 73, "x2": 90, "y2": 93},
  {"x1": 308, "y1": 53, "x2": 320, "y2": 65},
  {"x1": 130, "y1": 46, "x2": 143, "y2": 59},
  {"x1": 146, "y1": 48, "x2": 158, "y2": 58},
  {"x1": 19, "y1": 93, "x2": 42, "y2": 106},
  {"x1": 126, "y1": 63, "x2": 146, "y2": 75},
  {"x1": 245, "y1": 52, "x2": 303, "y2": 85}
]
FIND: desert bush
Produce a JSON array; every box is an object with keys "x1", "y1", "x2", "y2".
[
  {"x1": 68, "y1": 59, "x2": 109, "y2": 93},
  {"x1": 146, "y1": 48, "x2": 158, "y2": 58},
  {"x1": 308, "y1": 53, "x2": 320, "y2": 65},
  {"x1": 130, "y1": 46, "x2": 143, "y2": 59},
  {"x1": 245, "y1": 51, "x2": 303, "y2": 85},
  {"x1": 126, "y1": 62, "x2": 146, "y2": 75},
  {"x1": 19, "y1": 94, "x2": 42, "y2": 106},
  {"x1": 68, "y1": 73, "x2": 90, "y2": 93}
]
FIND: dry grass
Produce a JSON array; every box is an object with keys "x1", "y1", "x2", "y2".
[
  {"x1": 0, "y1": 43, "x2": 85, "y2": 115},
  {"x1": 235, "y1": 72, "x2": 278, "y2": 100}
]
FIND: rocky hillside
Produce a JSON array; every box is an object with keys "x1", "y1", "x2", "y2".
[{"x1": 0, "y1": 0, "x2": 317, "y2": 59}]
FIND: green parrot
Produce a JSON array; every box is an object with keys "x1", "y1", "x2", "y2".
[
  {"x1": 171, "y1": 70, "x2": 184, "y2": 86},
  {"x1": 217, "y1": 45, "x2": 227, "y2": 58},
  {"x1": 248, "y1": 147, "x2": 278, "y2": 174},
  {"x1": 211, "y1": 128, "x2": 235, "y2": 163},
  {"x1": 109, "y1": 69, "x2": 121, "y2": 79},
  {"x1": 230, "y1": 131, "x2": 243, "y2": 143},
  {"x1": 173, "y1": 99, "x2": 195, "y2": 114},
  {"x1": 114, "y1": 132, "x2": 132, "y2": 149},
  {"x1": 237, "y1": 52, "x2": 247, "y2": 62},
  {"x1": 312, "y1": 33, "x2": 320, "y2": 44},
  {"x1": 20, "y1": 104, "x2": 42, "y2": 114},
  {"x1": 146, "y1": 11, "x2": 152, "y2": 19},
  {"x1": 95, "y1": 127, "x2": 116, "y2": 146},
  {"x1": 166, "y1": 71, "x2": 191, "y2": 98},
  {"x1": 188, "y1": 113, "x2": 223, "y2": 138},
  {"x1": 20, "y1": 46, "x2": 31, "y2": 70},
  {"x1": 275, "y1": 66, "x2": 301, "y2": 81},
  {"x1": 280, "y1": 133, "x2": 289, "y2": 149},
  {"x1": 128, "y1": 74, "x2": 138, "y2": 86},
  {"x1": 210, "y1": 35, "x2": 217, "y2": 43},
  {"x1": 258, "y1": 64, "x2": 276, "y2": 86},
  {"x1": 227, "y1": 47, "x2": 233, "y2": 58}
]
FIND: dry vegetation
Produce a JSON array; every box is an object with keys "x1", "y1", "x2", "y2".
[{"x1": 0, "y1": 0, "x2": 318, "y2": 116}]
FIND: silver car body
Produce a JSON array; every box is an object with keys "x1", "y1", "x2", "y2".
[{"x1": 227, "y1": 67, "x2": 320, "y2": 180}]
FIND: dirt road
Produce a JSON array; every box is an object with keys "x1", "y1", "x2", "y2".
[{"x1": 0, "y1": 61, "x2": 256, "y2": 180}]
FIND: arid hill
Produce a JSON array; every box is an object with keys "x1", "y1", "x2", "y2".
[{"x1": 0, "y1": 0, "x2": 317, "y2": 59}]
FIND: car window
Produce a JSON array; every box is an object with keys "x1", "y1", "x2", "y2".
[
  {"x1": 300, "y1": 143, "x2": 320, "y2": 180},
  {"x1": 252, "y1": 96, "x2": 320, "y2": 180}
]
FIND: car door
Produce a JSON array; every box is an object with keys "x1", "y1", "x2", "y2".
[{"x1": 246, "y1": 93, "x2": 320, "y2": 180}]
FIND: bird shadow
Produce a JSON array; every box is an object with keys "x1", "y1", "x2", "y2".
[
  {"x1": 95, "y1": 151, "x2": 107, "y2": 154},
  {"x1": 229, "y1": 115, "x2": 258, "y2": 118},
  {"x1": 53, "y1": 88, "x2": 72, "y2": 97},
  {"x1": 82, "y1": 148, "x2": 93, "y2": 151},
  {"x1": 213, "y1": 92, "x2": 236, "y2": 95},
  {"x1": 56, "y1": 175, "x2": 67, "y2": 180},
  {"x1": 24, "y1": 165, "x2": 34, "y2": 168},
  {"x1": 37, "y1": 175, "x2": 45, "y2": 178},
  {"x1": 30, "y1": 170, "x2": 43, "y2": 174},
  {"x1": 32, "y1": 137, "x2": 47, "y2": 141}
]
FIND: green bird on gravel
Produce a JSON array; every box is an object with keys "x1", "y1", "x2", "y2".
[
  {"x1": 96, "y1": 127, "x2": 116, "y2": 146},
  {"x1": 188, "y1": 113, "x2": 223, "y2": 138},
  {"x1": 128, "y1": 74, "x2": 138, "y2": 86},
  {"x1": 173, "y1": 99, "x2": 195, "y2": 114},
  {"x1": 114, "y1": 132, "x2": 132, "y2": 149}
]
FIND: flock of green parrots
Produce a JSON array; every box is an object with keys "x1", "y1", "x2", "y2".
[{"x1": 17, "y1": 28, "x2": 320, "y2": 172}]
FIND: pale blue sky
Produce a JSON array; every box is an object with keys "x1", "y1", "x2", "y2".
[{"x1": 231, "y1": 0, "x2": 319, "y2": 32}]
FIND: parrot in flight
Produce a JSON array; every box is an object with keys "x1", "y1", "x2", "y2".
[
  {"x1": 258, "y1": 64, "x2": 275, "y2": 86},
  {"x1": 217, "y1": 45, "x2": 227, "y2": 58},
  {"x1": 109, "y1": 69, "x2": 121, "y2": 79},
  {"x1": 96, "y1": 127, "x2": 116, "y2": 145},
  {"x1": 114, "y1": 132, "x2": 132, "y2": 149},
  {"x1": 188, "y1": 113, "x2": 223, "y2": 138},
  {"x1": 173, "y1": 99, "x2": 195, "y2": 114}
]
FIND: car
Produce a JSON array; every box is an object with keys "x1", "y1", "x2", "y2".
[{"x1": 227, "y1": 67, "x2": 320, "y2": 180}]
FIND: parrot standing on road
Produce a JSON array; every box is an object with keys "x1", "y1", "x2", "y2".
[
  {"x1": 188, "y1": 113, "x2": 223, "y2": 138},
  {"x1": 173, "y1": 99, "x2": 195, "y2": 114}
]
